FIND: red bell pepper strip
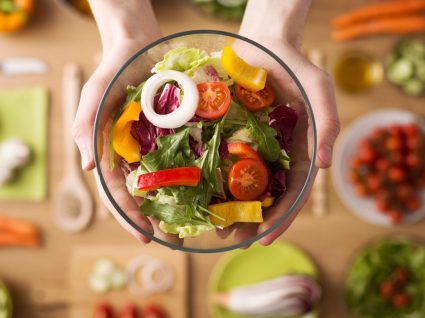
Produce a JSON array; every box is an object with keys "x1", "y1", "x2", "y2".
[
  {"x1": 228, "y1": 142, "x2": 263, "y2": 162},
  {"x1": 137, "y1": 167, "x2": 201, "y2": 191}
]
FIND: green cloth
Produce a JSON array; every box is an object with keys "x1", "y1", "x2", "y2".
[{"x1": 0, "y1": 87, "x2": 48, "y2": 201}]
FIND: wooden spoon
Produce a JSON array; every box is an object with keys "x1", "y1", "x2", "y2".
[{"x1": 53, "y1": 64, "x2": 93, "y2": 232}]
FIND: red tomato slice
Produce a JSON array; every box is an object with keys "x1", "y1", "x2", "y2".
[
  {"x1": 228, "y1": 142, "x2": 262, "y2": 161},
  {"x1": 137, "y1": 167, "x2": 201, "y2": 191},
  {"x1": 93, "y1": 302, "x2": 114, "y2": 318},
  {"x1": 235, "y1": 83, "x2": 275, "y2": 112},
  {"x1": 119, "y1": 303, "x2": 138, "y2": 318},
  {"x1": 143, "y1": 303, "x2": 168, "y2": 318},
  {"x1": 196, "y1": 82, "x2": 231, "y2": 119},
  {"x1": 228, "y1": 159, "x2": 269, "y2": 201}
]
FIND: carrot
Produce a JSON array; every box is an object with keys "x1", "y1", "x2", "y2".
[
  {"x1": 0, "y1": 231, "x2": 39, "y2": 247},
  {"x1": 332, "y1": 15, "x2": 425, "y2": 41},
  {"x1": 0, "y1": 215, "x2": 40, "y2": 248},
  {"x1": 332, "y1": 0, "x2": 425, "y2": 29},
  {"x1": 0, "y1": 215, "x2": 38, "y2": 236}
]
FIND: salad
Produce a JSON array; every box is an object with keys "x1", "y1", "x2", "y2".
[
  {"x1": 346, "y1": 238, "x2": 425, "y2": 318},
  {"x1": 110, "y1": 46, "x2": 298, "y2": 238}
]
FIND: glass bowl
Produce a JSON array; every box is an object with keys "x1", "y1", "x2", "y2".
[{"x1": 94, "y1": 30, "x2": 317, "y2": 253}]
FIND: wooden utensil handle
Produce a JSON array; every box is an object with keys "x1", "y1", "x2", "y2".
[{"x1": 62, "y1": 64, "x2": 82, "y2": 174}]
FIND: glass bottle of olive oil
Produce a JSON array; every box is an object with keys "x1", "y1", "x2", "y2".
[{"x1": 334, "y1": 53, "x2": 383, "y2": 93}]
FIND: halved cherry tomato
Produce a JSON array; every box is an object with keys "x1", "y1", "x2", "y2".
[
  {"x1": 119, "y1": 303, "x2": 138, "y2": 318},
  {"x1": 235, "y1": 83, "x2": 275, "y2": 112},
  {"x1": 137, "y1": 167, "x2": 201, "y2": 191},
  {"x1": 228, "y1": 142, "x2": 262, "y2": 161},
  {"x1": 196, "y1": 82, "x2": 231, "y2": 119},
  {"x1": 143, "y1": 303, "x2": 167, "y2": 318},
  {"x1": 228, "y1": 159, "x2": 268, "y2": 201},
  {"x1": 93, "y1": 302, "x2": 114, "y2": 318}
]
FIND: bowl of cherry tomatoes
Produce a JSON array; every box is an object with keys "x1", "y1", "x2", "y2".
[{"x1": 332, "y1": 109, "x2": 425, "y2": 226}]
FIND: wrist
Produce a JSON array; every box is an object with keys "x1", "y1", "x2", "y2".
[
  {"x1": 239, "y1": 0, "x2": 312, "y2": 48},
  {"x1": 89, "y1": 0, "x2": 161, "y2": 51}
]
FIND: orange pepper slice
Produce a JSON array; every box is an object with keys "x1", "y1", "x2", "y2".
[{"x1": 112, "y1": 101, "x2": 142, "y2": 163}]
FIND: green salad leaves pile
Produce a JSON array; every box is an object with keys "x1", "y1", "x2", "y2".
[{"x1": 346, "y1": 238, "x2": 425, "y2": 318}]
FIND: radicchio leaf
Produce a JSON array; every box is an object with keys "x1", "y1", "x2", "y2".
[
  {"x1": 269, "y1": 105, "x2": 298, "y2": 153},
  {"x1": 154, "y1": 83, "x2": 181, "y2": 115},
  {"x1": 189, "y1": 135, "x2": 204, "y2": 158},
  {"x1": 270, "y1": 170, "x2": 287, "y2": 198}
]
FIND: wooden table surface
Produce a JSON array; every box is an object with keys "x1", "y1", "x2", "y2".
[{"x1": 1, "y1": 0, "x2": 424, "y2": 317}]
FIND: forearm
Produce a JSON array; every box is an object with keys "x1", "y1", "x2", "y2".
[
  {"x1": 239, "y1": 0, "x2": 312, "y2": 48},
  {"x1": 89, "y1": 0, "x2": 161, "y2": 51}
]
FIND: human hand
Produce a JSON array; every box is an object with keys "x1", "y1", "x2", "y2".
[
  {"x1": 222, "y1": 0, "x2": 340, "y2": 246},
  {"x1": 72, "y1": 0, "x2": 182, "y2": 245}
]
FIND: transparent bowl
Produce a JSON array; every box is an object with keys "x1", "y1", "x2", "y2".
[{"x1": 94, "y1": 30, "x2": 317, "y2": 253}]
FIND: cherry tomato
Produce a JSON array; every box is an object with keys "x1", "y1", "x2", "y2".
[
  {"x1": 396, "y1": 184, "x2": 414, "y2": 201},
  {"x1": 379, "y1": 280, "x2": 396, "y2": 299},
  {"x1": 228, "y1": 159, "x2": 269, "y2": 201},
  {"x1": 402, "y1": 123, "x2": 418, "y2": 138},
  {"x1": 367, "y1": 174, "x2": 380, "y2": 192},
  {"x1": 389, "y1": 210, "x2": 403, "y2": 224},
  {"x1": 405, "y1": 153, "x2": 419, "y2": 168},
  {"x1": 391, "y1": 292, "x2": 410, "y2": 309},
  {"x1": 389, "y1": 124, "x2": 403, "y2": 137},
  {"x1": 392, "y1": 267, "x2": 410, "y2": 285},
  {"x1": 376, "y1": 199, "x2": 390, "y2": 213},
  {"x1": 228, "y1": 142, "x2": 262, "y2": 161},
  {"x1": 196, "y1": 82, "x2": 231, "y2": 119},
  {"x1": 388, "y1": 166, "x2": 406, "y2": 182},
  {"x1": 386, "y1": 136, "x2": 402, "y2": 151},
  {"x1": 406, "y1": 136, "x2": 419, "y2": 151},
  {"x1": 119, "y1": 303, "x2": 138, "y2": 318},
  {"x1": 405, "y1": 196, "x2": 421, "y2": 211},
  {"x1": 93, "y1": 302, "x2": 114, "y2": 318},
  {"x1": 355, "y1": 184, "x2": 368, "y2": 197},
  {"x1": 143, "y1": 303, "x2": 167, "y2": 318},
  {"x1": 376, "y1": 158, "x2": 390, "y2": 172},
  {"x1": 359, "y1": 144, "x2": 376, "y2": 163},
  {"x1": 235, "y1": 83, "x2": 275, "y2": 112}
]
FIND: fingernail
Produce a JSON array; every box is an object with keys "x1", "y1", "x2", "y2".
[
  {"x1": 81, "y1": 147, "x2": 90, "y2": 170},
  {"x1": 319, "y1": 144, "x2": 333, "y2": 166}
]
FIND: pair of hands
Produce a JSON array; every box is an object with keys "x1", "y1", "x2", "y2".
[{"x1": 72, "y1": 0, "x2": 339, "y2": 247}]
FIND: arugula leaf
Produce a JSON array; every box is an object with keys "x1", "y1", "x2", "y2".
[
  {"x1": 142, "y1": 127, "x2": 194, "y2": 171},
  {"x1": 246, "y1": 112, "x2": 281, "y2": 162},
  {"x1": 140, "y1": 199, "x2": 213, "y2": 226},
  {"x1": 195, "y1": 120, "x2": 225, "y2": 198}
]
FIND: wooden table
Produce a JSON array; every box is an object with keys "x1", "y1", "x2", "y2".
[{"x1": 1, "y1": 0, "x2": 424, "y2": 317}]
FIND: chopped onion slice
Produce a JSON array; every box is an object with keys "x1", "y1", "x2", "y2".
[{"x1": 141, "y1": 70, "x2": 199, "y2": 129}]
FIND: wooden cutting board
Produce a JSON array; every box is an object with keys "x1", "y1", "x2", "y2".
[{"x1": 67, "y1": 244, "x2": 188, "y2": 318}]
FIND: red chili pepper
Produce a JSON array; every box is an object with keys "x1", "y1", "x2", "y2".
[{"x1": 137, "y1": 167, "x2": 201, "y2": 191}]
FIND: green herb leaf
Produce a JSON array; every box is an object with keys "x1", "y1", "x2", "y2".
[
  {"x1": 246, "y1": 112, "x2": 281, "y2": 162},
  {"x1": 142, "y1": 127, "x2": 194, "y2": 171}
]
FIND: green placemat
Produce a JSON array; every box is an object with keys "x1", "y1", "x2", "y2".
[
  {"x1": 209, "y1": 241, "x2": 319, "y2": 318},
  {"x1": 0, "y1": 87, "x2": 48, "y2": 201}
]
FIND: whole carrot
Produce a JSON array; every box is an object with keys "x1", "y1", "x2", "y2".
[
  {"x1": 0, "y1": 231, "x2": 39, "y2": 247},
  {"x1": 0, "y1": 215, "x2": 38, "y2": 236},
  {"x1": 332, "y1": 0, "x2": 425, "y2": 29},
  {"x1": 332, "y1": 15, "x2": 425, "y2": 41}
]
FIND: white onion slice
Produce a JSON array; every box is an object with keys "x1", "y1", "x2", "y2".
[
  {"x1": 126, "y1": 255, "x2": 174, "y2": 296},
  {"x1": 141, "y1": 70, "x2": 199, "y2": 129}
]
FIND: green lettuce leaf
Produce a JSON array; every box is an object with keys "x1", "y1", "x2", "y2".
[
  {"x1": 152, "y1": 47, "x2": 210, "y2": 75},
  {"x1": 159, "y1": 221, "x2": 215, "y2": 238}
]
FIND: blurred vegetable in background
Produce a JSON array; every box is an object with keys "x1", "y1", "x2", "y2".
[
  {"x1": 386, "y1": 39, "x2": 425, "y2": 97},
  {"x1": 0, "y1": 215, "x2": 40, "y2": 247},
  {"x1": 331, "y1": 0, "x2": 425, "y2": 41},
  {"x1": 0, "y1": 0, "x2": 34, "y2": 33},
  {"x1": 191, "y1": 0, "x2": 247, "y2": 20},
  {"x1": 68, "y1": 0, "x2": 91, "y2": 16}
]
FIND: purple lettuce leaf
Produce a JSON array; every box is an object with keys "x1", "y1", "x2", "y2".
[
  {"x1": 270, "y1": 170, "x2": 287, "y2": 198},
  {"x1": 189, "y1": 135, "x2": 204, "y2": 158},
  {"x1": 269, "y1": 104, "x2": 298, "y2": 153},
  {"x1": 154, "y1": 83, "x2": 181, "y2": 115}
]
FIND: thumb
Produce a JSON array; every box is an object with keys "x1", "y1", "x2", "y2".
[
  {"x1": 72, "y1": 66, "x2": 111, "y2": 171},
  {"x1": 301, "y1": 68, "x2": 340, "y2": 169}
]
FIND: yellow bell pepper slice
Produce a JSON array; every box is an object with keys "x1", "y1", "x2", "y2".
[
  {"x1": 209, "y1": 201, "x2": 263, "y2": 227},
  {"x1": 112, "y1": 100, "x2": 142, "y2": 163},
  {"x1": 221, "y1": 46, "x2": 267, "y2": 92},
  {"x1": 262, "y1": 196, "x2": 275, "y2": 208}
]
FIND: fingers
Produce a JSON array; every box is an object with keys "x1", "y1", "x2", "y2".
[
  {"x1": 94, "y1": 167, "x2": 153, "y2": 244},
  {"x1": 301, "y1": 69, "x2": 340, "y2": 169}
]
